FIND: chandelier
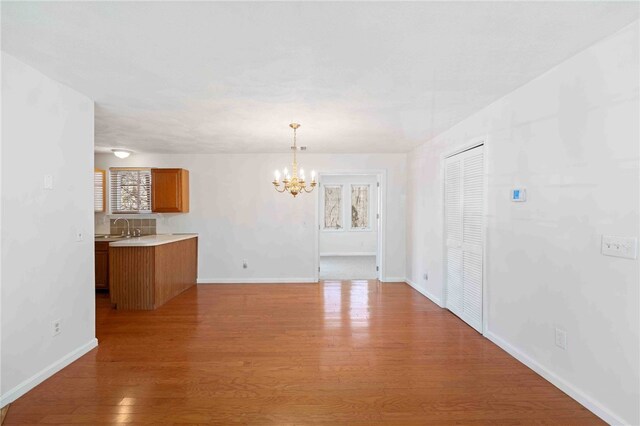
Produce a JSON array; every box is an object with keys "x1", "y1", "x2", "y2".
[{"x1": 272, "y1": 123, "x2": 317, "y2": 197}]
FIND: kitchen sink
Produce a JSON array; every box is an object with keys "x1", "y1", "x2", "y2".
[{"x1": 95, "y1": 234, "x2": 128, "y2": 239}]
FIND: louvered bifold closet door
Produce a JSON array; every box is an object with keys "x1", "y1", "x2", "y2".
[
  {"x1": 461, "y1": 149, "x2": 484, "y2": 332},
  {"x1": 445, "y1": 157, "x2": 464, "y2": 319},
  {"x1": 444, "y1": 145, "x2": 484, "y2": 333}
]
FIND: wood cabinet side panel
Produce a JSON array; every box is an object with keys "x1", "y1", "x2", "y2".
[
  {"x1": 109, "y1": 247, "x2": 155, "y2": 310},
  {"x1": 153, "y1": 237, "x2": 197, "y2": 309},
  {"x1": 181, "y1": 169, "x2": 190, "y2": 213}
]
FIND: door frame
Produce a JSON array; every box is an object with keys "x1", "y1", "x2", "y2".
[
  {"x1": 441, "y1": 137, "x2": 489, "y2": 334},
  {"x1": 314, "y1": 170, "x2": 387, "y2": 282}
]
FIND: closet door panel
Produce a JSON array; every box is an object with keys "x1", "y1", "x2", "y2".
[{"x1": 444, "y1": 145, "x2": 484, "y2": 333}]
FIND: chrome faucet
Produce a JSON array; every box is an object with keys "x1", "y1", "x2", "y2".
[{"x1": 114, "y1": 217, "x2": 130, "y2": 237}]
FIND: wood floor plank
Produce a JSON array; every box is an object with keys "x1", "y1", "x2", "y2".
[{"x1": 4, "y1": 281, "x2": 603, "y2": 424}]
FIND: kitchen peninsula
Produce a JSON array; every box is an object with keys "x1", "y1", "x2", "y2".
[{"x1": 109, "y1": 234, "x2": 198, "y2": 310}]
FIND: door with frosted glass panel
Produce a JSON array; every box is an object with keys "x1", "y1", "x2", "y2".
[{"x1": 444, "y1": 145, "x2": 484, "y2": 333}]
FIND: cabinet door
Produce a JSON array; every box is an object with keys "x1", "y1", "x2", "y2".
[
  {"x1": 152, "y1": 168, "x2": 189, "y2": 212},
  {"x1": 95, "y1": 249, "x2": 109, "y2": 290}
]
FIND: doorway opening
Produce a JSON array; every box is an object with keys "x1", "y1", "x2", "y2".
[{"x1": 316, "y1": 173, "x2": 383, "y2": 281}]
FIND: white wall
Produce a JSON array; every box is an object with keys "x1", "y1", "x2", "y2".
[
  {"x1": 95, "y1": 153, "x2": 406, "y2": 282},
  {"x1": 319, "y1": 174, "x2": 378, "y2": 255},
  {"x1": 1, "y1": 53, "x2": 97, "y2": 405},
  {"x1": 406, "y1": 22, "x2": 639, "y2": 424}
]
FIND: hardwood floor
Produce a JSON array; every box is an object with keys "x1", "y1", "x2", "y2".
[
  {"x1": 5, "y1": 281, "x2": 602, "y2": 424},
  {"x1": 1, "y1": 405, "x2": 9, "y2": 424}
]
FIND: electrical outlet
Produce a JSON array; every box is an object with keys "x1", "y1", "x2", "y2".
[
  {"x1": 75, "y1": 229, "x2": 84, "y2": 242},
  {"x1": 242, "y1": 260, "x2": 248, "y2": 269},
  {"x1": 602, "y1": 235, "x2": 638, "y2": 259},
  {"x1": 52, "y1": 319, "x2": 61, "y2": 336},
  {"x1": 555, "y1": 327, "x2": 567, "y2": 350},
  {"x1": 423, "y1": 272, "x2": 428, "y2": 280}
]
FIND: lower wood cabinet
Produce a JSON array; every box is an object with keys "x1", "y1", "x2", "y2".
[
  {"x1": 110, "y1": 237, "x2": 198, "y2": 310},
  {"x1": 95, "y1": 241, "x2": 110, "y2": 290}
]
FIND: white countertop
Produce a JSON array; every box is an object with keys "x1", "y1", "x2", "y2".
[
  {"x1": 109, "y1": 234, "x2": 198, "y2": 247},
  {"x1": 95, "y1": 235, "x2": 127, "y2": 242}
]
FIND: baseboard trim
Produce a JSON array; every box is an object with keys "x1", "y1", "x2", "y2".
[
  {"x1": 0, "y1": 338, "x2": 98, "y2": 407},
  {"x1": 319, "y1": 252, "x2": 377, "y2": 257},
  {"x1": 198, "y1": 278, "x2": 318, "y2": 284},
  {"x1": 380, "y1": 277, "x2": 406, "y2": 283},
  {"x1": 404, "y1": 279, "x2": 444, "y2": 307},
  {"x1": 484, "y1": 330, "x2": 626, "y2": 425}
]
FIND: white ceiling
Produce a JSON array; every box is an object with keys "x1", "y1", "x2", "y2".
[{"x1": 2, "y1": 2, "x2": 638, "y2": 154}]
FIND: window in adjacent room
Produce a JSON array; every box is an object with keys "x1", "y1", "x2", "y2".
[
  {"x1": 109, "y1": 168, "x2": 152, "y2": 213},
  {"x1": 323, "y1": 185, "x2": 342, "y2": 230},
  {"x1": 94, "y1": 169, "x2": 106, "y2": 212},
  {"x1": 351, "y1": 184, "x2": 370, "y2": 229}
]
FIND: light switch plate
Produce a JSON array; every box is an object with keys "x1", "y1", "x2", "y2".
[{"x1": 602, "y1": 236, "x2": 638, "y2": 260}]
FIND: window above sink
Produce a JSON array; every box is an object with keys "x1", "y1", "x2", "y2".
[{"x1": 109, "y1": 168, "x2": 152, "y2": 214}]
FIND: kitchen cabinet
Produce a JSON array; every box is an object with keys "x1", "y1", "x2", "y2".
[
  {"x1": 151, "y1": 168, "x2": 190, "y2": 213},
  {"x1": 95, "y1": 241, "x2": 109, "y2": 290},
  {"x1": 110, "y1": 235, "x2": 198, "y2": 310}
]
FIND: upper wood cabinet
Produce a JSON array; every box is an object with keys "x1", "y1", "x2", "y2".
[{"x1": 151, "y1": 168, "x2": 190, "y2": 213}]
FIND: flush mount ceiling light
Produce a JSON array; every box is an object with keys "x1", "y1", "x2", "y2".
[
  {"x1": 112, "y1": 149, "x2": 132, "y2": 159},
  {"x1": 272, "y1": 123, "x2": 317, "y2": 197}
]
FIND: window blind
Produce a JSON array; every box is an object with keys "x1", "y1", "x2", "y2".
[
  {"x1": 109, "y1": 168, "x2": 152, "y2": 213},
  {"x1": 94, "y1": 169, "x2": 106, "y2": 212}
]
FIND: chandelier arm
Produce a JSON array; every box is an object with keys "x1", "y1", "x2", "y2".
[{"x1": 273, "y1": 123, "x2": 314, "y2": 198}]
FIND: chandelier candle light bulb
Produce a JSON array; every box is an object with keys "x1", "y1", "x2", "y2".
[{"x1": 272, "y1": 123, "x2": 317, "y2": 197}]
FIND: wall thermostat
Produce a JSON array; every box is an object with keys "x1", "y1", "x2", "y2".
[{"x1": 511, "y1": 188, "x2": 526, "y2": 202}]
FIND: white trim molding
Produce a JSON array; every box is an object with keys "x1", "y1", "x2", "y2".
[
  {"x1": 404, "y1": 279, "x2": 444, "y2": 307},
  {"x1": 198, "y1": 278, "x2": 318, "y2": 284},
  {"x1": 379, "y1": 277, "x2": 406, "y2": 283},
  {"x1": 484, "y1": 330, "x2": 627, "y2": 426},
  {"x1": 0, "y1": 338, "x2": 98, "y2": 407},
  {"x1": 319, "y1": 252, "x2": 377, "y2": 257},
  {"x1": 314, "y1": 169, "x2": 387, "y2": 283}
]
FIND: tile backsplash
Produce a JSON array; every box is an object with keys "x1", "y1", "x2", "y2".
[{"x1": 110, "y1": 218, "x2": 156, "y2": 236}]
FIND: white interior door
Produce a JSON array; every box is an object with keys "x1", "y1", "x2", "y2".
[{"x1": 444, "y1": 145, "x2": 484, "y2": 332}]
